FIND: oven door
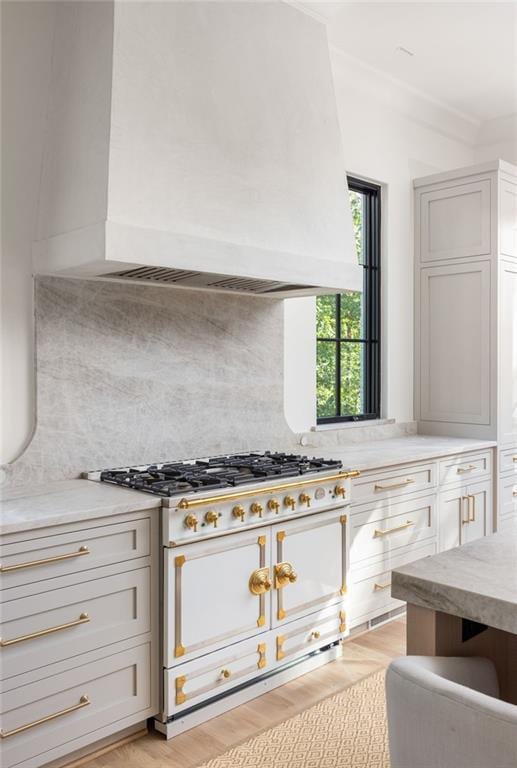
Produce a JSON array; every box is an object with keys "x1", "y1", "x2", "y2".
[
  {"x1": 164, "y1": 528, "x2": 271, "y2": 667},
  {"x1": 271, "y1": 507, "x2": 349, "y2": 628}
]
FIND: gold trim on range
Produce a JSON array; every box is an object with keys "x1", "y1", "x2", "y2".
[
  {"x1": 0, "y1": 696, "x2": 90, "y2": 739},
  {"x1": 175, "y1": 675, "x2": 187, "y2": 705},
  {"x1": 257, "y1": 642, "x2": 267, "y2": 669},
  {"x1": 176, "y1": 472, "x2": 360, "y2": 509}
]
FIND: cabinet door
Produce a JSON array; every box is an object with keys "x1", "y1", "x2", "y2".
[
  {"x1": 499, "y1": 260, "x2": 517, "y2": 445},
  {"x1": 164, "y1": 528, "x2": 271, "y2": 667},
  {"x1": 438, "y1": 486, "x2": 468, "y2": 552},
  {"x1": 464, "y1": 480, "x2": 491, "y2": 542},
  {"x1": 420, "y1": 261, "x2": 491, "y2": 425},
  {"x1": 271, "y1": 509, "x2": 347, "y2": 628},
  {"x1": 419, "y1": 179, "x2": 491, "y2": 262},
  {"x1": 500, "y1": 179, "x2": 517, "y2": 259}
]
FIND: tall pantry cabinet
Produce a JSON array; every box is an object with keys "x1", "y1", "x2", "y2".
[{"x1": 414, "y1": 159, "x2": 517, "y2": 530}]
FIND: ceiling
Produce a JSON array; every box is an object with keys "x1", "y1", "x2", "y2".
[{"x1": 299, "y1": 2, "x2": 517, "y2": 124}]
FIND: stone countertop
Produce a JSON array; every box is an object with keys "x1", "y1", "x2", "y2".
[
  {"x1": 392, "y1": 524, "x2": 517, "y2": 635},
  {"x1": 0, "y1": 435, "x2": 497, "y2": 536},
  {"x1": 318, "y1": 435, "x2": 496, "y2": 472},
  {"x1": 0, "y1": 479, "x2": 161, "y2": 536}
]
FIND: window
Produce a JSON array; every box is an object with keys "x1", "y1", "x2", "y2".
[{"x1": 316, "y1": 177, "x2": 381, "y2": 423}]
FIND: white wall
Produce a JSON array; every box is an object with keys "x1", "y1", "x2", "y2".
[
  {"x1": 475, "y1": 114, "x2": 517, "y2": 165},
  {"x1": 284, "y1": 49, "x2": 477, "y2": 433}
]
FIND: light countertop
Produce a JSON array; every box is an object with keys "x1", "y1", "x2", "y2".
[
  {"x1": 392, "y1": 524, "x2": 517, "y2": 635},
  {"x1": 0, "y1": 435, "x2": 496, "y2": 536}
]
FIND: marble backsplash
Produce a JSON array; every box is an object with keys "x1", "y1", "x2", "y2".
[{"x1": 2, "y1": 276, "x2": 415, "y2": 490}]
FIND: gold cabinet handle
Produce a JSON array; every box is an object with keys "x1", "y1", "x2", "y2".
[
  {"x1": 0, "y1": 546, "x2": 89, "y2": 573},
  {"x1": 512, "y1": 456, "x2": 517, "y2": 463},
  {"x1": 0, "y1": 613, "x2": 90, "y2": 648},
  {"x1": 512, "y1": 489, "x2": 517, "y2": 498},
  {"x1": 373, "y1": 582, "x2": 392, "y2": 591},
  {"x1": 309, "y1": 630, "x2": 321, "y2": 640},
  {"x1": 220, "y1": 668, "x2": 231, "y2": 679},
  {"x1": 456, "y1": 464, "x2": 477, "y2": 474},
  {"x1": 249, "y1": 567, "x2": 272, "y2": 595},
  {"x1": 468, "y1": 494, "x2": 476, "y2": 522},
  {"x1": 373, "y1": 520, "x2": 414, "y2": 537},
  {"x1": 374, "y1": 479, "x2": 415, "y2": 491},
  {"x1": 461, "y1": 496, "x2": 470, "y2": 525},
  {"x1": 0, "y1": 695, "x2": 90, "y2": 739},
  {"x1": 274, "y1": 561, "x2": 298, "y2": 588}
]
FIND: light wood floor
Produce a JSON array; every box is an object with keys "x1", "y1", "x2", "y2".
[{"x1": 82, "y1": 618, "x2": 406, "y2": 768}]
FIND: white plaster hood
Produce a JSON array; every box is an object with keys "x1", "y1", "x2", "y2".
[{"x1": 33, "y1": 1, "x2": 362, "y2": 298}]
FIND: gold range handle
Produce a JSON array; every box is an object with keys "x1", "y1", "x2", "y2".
[
  {"x1": 249, "y1": 567, "x2": 272, "y2": 596},
  {"x1": 176, "y1": 471, "x2": 360, "y2": 509},
  {"x1": 0, "y1": 695, "x2": 90, "y2": 739},
  {"x1": 374, "y1": 520, "x2": 414, "y2": 538},
  {"x1": 0, "y1": 613, "x2": 90, "y2": 648},
  {"x1": 0, "y1": 546, "x2": 89, "y2": 573},
  {"x1": 374, "y1": 478, "x2": 415, "y2": 492},
  {"x1": 274, "y1": 562, "x2": 298, "y2": 589}
]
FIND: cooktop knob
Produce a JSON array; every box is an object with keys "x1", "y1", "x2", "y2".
[
  {"x1": 267, "y1": 498, "x2": 280, "y2": 514},
  {"x1": 184, "y1": 514, "x2": 198, "y2": 532},
  {"x1": 250, "y1": 502, "x2": 263, "y2": 518},
  {"x1": 205, "y1": 510, "x2": 219, "y2": 528},
  {"x1": 299, "y1": 492, "x2": 311, "y2": 507},
  {"x1": 284, "y1": 495, "x2": 296, "y2": 511},
  {"x1": 334, "y1": 485, "x2": 346, "y2": 498},
  {"x1": 232, "y1": 505, "x2": 245, "y2": 521}
]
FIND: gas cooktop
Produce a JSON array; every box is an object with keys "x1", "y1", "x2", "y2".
[{"x1": 93, "y1": 452, "x2": 343, "y2": 498}]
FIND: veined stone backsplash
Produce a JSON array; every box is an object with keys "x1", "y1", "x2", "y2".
[{"x1": 2, "y1": 276, "x2": 415, "y2": 490}]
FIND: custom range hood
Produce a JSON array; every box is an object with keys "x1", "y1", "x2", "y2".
[{"x1": 33, "y1": 1, "x2": 362, "y2": 298}]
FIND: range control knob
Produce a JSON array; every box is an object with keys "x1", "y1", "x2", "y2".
[
  {"x1": 334, "y1": 485, "x2": 346, "y2": 498},
  {"x1": 232, "y1": 505, "x2": 245, "y2": 522},
  {"x1": 204, "y1": 510, "x2": 219, "y2": 528},
  {"x1": 299, "y1": 492, "x2": 311, "y2": 507},
  {"x1": 250, "y1": 502, "x2": 263, "y2": 518},
  {"x1": 267, "y1": 498, "x2": 280, "y2": 514},
  {"x1": 284, "y1": 495, "x2": 296, "y2": 511},
  {"x1": 184, "y1": 514, "x2": 199, "y2": 532}
]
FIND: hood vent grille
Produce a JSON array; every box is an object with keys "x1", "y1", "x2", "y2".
[{"x1": 103, "y1": 266, "x2": 311, "y2": 295}]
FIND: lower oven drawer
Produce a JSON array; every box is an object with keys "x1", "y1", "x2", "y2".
[
  {"x1": 349, "y1": 541, "x2": 436, "y2": 626},
  {"x1": 0, "y1": 568, "x2": 151, "y2": 681},
  {"x1": 274, "y1": 602, "x2": 347, "y2": 668},
  {"x1": 0, "y1": 644, "x2": 151, "y2": 768},
  {"x1": 165, "y1": 634, "x2": 269, "y2": 716}
]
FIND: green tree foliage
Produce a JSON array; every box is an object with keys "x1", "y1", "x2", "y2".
[{"x1": 316, "y1": 190, "x2": 364, "y2": 419}]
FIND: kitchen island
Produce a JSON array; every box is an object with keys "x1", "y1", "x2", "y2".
[{"x1": 392, "y1": 524, "x2": 517, "y2": 703}]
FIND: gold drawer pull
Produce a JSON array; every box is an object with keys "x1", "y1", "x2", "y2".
[
  {"x1": 513, "y1": 456, "x2": 517, "y2": 463},
  {"x1": 0, "y1": 546, "x2": 89, "y2": 573},
  {"x1": 373, "y1": 582, "x2": 392, "y2": 591},
  {"x1": 309, "y1": 630, "x2": 321, "y2": 641},
  {"x1": 374, "y1": 520, "x2": 414, "y2": 537},
  {"x1": 512, "y1": 489, "x2": 517, "y2": 497},
  {"x1": 374, "y1": 479, "x2": 415, "y2": 491},
  {"x1": 0, "y1": 613, "x2": 90, "y2": 648},
  {"x1": 220, "y1": 668, "x2": 231, "y2": 679},
  {"x1": 0, "y1": 695, "x2": 90, "y2": 739},
  {"x1": 456, "y1": 464, "x2": 477, "y2": 474}
]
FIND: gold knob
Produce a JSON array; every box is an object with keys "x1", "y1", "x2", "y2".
[
  {"x1": 310, "y1": 630, "x2": 321, "y2": 640},
  {"x1": 299, "y1": 492, "x2": 311, "y2": 507},
  {"x1": 275, "y1": 561, "x2": 298, "y2": 588},
  {"x1": 268, "y1": 499, "x2": 280, "y2": 513},
  {"x1": 284, "y1": 495, "x2": 296, "y2": 511},
  {"x1": 205, "y1": 510, "x2": 219, "y2": 528},
  {"x1": 232, "y1": 505, "x2": 245, "y2": 521},
  {"x1": 249, "y1": 567, "x2": 272, "y2": 595},
  {"x1": 250, "y1": 502, "x2": 263, "y2": 518},
  {"x1": 220, "y1": 668, "x2": 231, "y2": 679},
  {"x1": 184, "y1": 514, "x2": 198, "y2": 532},
  {"x1": 334, "y1": 485, "x2": 346, "y2": 498}
]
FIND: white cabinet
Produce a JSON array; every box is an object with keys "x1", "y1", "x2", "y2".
[
  {"x1": 438, "y1": 479, "x2": 490, "y2": 552},
  {"x1": 415, "y1": 160, "x2": 517, "y2": 446}
]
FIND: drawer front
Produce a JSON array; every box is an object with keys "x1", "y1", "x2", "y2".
[
  {"x1": 0, "y1": 568, "x2": 151, "y2": 681},
  {"x1": 500, "y1": 447, "x2": 517, "y2": 475},
  {"x1": 438, "y1": 451, "x2": 492, "y2": 487},
  {"x1": 350, "y1": 495, "x2": 436, "y2": 565},
  {"x1": 352, "y1": 463, "x2": 435, "y2": 505},
  {"x1": 499, "y1": 475, "x2": 517, "y2": 522},
  {"x1": 350, "y1": 541, "x2": 436, "y2": 625},
  {"x1": 165, "y1": 634, "x2": 268, "y2": 716},
  {"x1": 0, "y1": 644, "x2": 151, "y2": 768},
  {"x1": 0, "y1": 516, "x2": 151, "y2": 594},
  {"x1": 274, "y1": 602, "x2": 347, "y2": 667}
]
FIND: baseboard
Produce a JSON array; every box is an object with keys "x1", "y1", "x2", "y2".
[{"x1": 46, "y1": 724, "x2": 148, "y2": 768}]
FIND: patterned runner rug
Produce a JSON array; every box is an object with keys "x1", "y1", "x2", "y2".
[{"x1": 197, "y1": 669, "x2": 389, "y2": 768}]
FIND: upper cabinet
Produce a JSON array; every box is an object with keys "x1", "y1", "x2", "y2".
[{"x1": 414, "y1": 160, "x2": 517, "y2": 447}]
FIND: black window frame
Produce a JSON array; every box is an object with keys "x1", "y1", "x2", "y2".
[{"x1": 316, "y1": 176, "x2": 381, "y2": 424}]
